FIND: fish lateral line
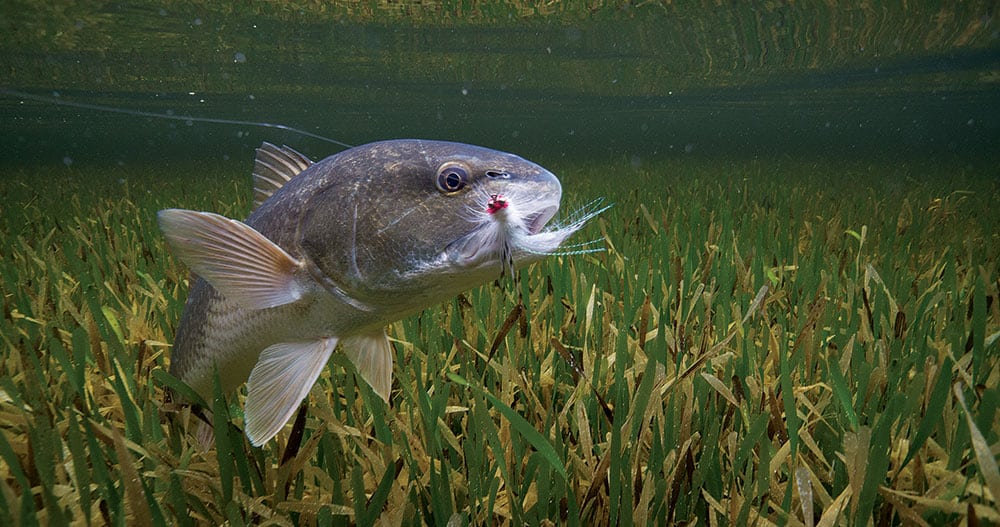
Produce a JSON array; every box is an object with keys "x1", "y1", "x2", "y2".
[{"x1": 0, "y1": 87, "x2": 353, "y2": 148}]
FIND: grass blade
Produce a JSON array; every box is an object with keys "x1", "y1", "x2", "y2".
[
  {"x1": 954, "y1": 382, "x2": 1000, "y2": 508},
  {"x1": 448, "y1": 373, "x2": 568, "y2": 481}
]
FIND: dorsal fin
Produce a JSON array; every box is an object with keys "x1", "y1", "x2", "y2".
[{"x1": 252, "y1": 142, "x2": 314, "y2": 209}]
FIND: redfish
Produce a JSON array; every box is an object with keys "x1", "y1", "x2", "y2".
[{"x1": 159, "y1": 140, "x2": 605, "y2": 445}]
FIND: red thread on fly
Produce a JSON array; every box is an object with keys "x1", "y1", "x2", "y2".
[{"x1": 486, "y1": 194, "x2": 508, "y2": 214}]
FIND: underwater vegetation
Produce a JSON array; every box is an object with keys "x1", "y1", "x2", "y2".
[{"x1": 1, "y1": 156, "x2": 998, "y2": 525}]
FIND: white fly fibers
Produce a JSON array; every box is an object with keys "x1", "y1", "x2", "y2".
[
  {"x1": 448, "y1": 184, "x2": 610, "y2": 278},
  {"x1": 519, "y1": 196, "x2": 611, "y2": 256}
]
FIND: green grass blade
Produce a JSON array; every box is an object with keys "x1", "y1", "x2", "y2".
[
  {"x1": 900, "y1": 357, "x2": 953, "y2": 470},
  {"x1": 361, "y1": 460, "x2": 399, "y2": 526},
  {"x1": 0, "y1": 429, "x2": 36, "y2": 527},
  {"x1": 971, "y1": 273, "x2": 986, "y2": 385},
  {"x1": 955, "y1": 382, "x2": 1000, "y2": 509},
  {"x1": 211, "y1": 373, "x2": 235, "y2": 505},
  {"x1": 448, "y1": 373, "x2": 568, "y2": 481},
  {"x1": 152, "y1": 368, "x2": 208, "y2": 408},
  {"x1": 827, "y1": 357, "x2": 859, "y2": 430},
  {"x1": 779, "y1": 343, "x2": 800, "y2": 456}
]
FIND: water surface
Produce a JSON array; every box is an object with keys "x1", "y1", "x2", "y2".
[{"x1": 2, "y1": 2, "x2": 997, "y2": 171}]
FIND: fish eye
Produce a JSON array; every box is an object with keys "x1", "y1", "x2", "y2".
[{"x1": 436, "y1": 164, "x2": 469, "y2": 194}]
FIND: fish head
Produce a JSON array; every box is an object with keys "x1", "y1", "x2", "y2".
[{"x1": 297, "y1": 140, "x2": 578, "y2": 311}]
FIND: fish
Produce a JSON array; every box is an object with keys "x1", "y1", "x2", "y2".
[{"x1": 158, "y1": 139, "x2": 606, "y2": 446}]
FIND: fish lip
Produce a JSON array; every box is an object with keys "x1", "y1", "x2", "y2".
[{"x1": 525, "y1": 205, "x2": 558, "y2": 235}]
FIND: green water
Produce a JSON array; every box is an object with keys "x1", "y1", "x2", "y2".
[{"x1": 2, "y1": 1, "x2": 998, "y2": 170}]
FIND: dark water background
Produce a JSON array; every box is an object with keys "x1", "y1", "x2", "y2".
[{"x1": 1, "y1": 1, "x2": 998, "y2": 171}]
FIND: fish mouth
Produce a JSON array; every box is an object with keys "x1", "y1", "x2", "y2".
[
  {"x1": 445, "y1": 201, "x2": 559, "y2": 268},
  {"x1": 440, "y1": 194, "x2": 609, "y2": 275}
]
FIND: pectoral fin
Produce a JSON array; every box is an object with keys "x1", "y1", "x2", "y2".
[
  {"x1": 341, "y1": 330, "x2": 393, "y2": 402},
  {"x1": 244, "y1": 338, "x2": 337, "y2": 446},
  {"x1": 158, "y1": 209, "x2": 303, "y2": 309}
]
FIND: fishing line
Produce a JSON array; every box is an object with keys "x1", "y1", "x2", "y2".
[{"x1": 0, "y1": 88, "x2": 353, "y2": 149}]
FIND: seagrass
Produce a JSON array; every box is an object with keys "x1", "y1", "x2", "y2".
[{"x1": 1, "y1": 156, "x2": 997, "y2": 525}]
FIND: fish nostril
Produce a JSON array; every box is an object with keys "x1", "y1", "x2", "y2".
[{"x1": 485, "y1": 170, "x2": 510, "y2": 179}]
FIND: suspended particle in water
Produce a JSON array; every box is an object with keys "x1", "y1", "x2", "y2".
[
  {"x1": 234, "y1": 52, "x2": 247, "y2": 64},
  {"x1": 63, "y1": 156, "x2": 73, "y2": 166}
]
